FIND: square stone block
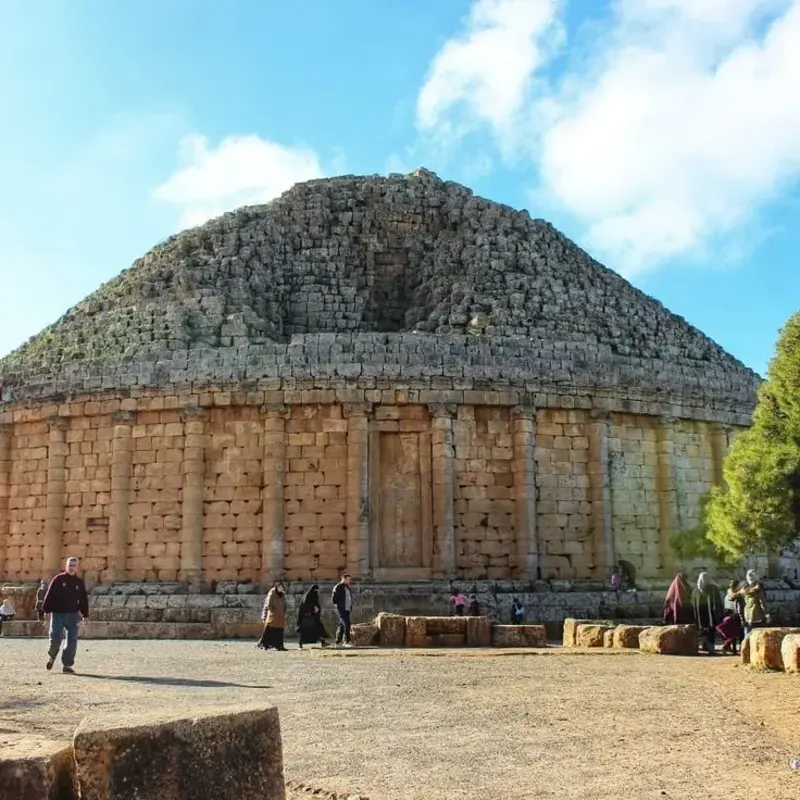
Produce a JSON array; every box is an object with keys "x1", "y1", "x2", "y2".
[
  {"x1": 0, "y1": 736, "x2": 75, "y2": 800},
  {"x1": 72, "y1": 705, "x2": 285, "y2": 800},
  {"x1": 350, "y1": 622, "x2": 379, "y2": 647},
  {"x1": 749, "y1": 627, "x2": 800, "y2": 671},
  {"x1": 492, "y1": 625, "x2": 547, "y2": 648},
  {"x1": 465, "y1": 615, "x2": 492, "y2": 646},
  {"x1": 612, "y1": 625, "x2": 648, "y2": 649},
  {"x1": 375, "y1": 613, "x2": 406, "y2": 646},
  {"x1": 575, "y1": 624, "x2": 614, "y2": 648},
  {"x1": 638, "y1": 625, "x2": 698, "y2": 656},
  {"x1": 780, "y1": 633, "x2": 800, "y2": 673},
  {"x1": 404, "y1": 617, "x2": 427, "y2": 647}
]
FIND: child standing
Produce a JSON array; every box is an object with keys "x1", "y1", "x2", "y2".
[{"x1": 450, "y1": 590, "x2": 468, "y2": 616}]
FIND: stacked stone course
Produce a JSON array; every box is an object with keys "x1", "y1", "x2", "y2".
[{"x1": 0, "y1": 170, "x2": 761, "y2": 589}]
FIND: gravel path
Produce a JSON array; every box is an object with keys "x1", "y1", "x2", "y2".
[{"x1": 1, "y1": 639, "x2": 798, "y2": 799}]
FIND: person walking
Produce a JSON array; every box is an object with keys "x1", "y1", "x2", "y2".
[
  {"x1": 691, "y1": 572, "x2": 723, "y2": 656},
  {"x1": 296, "y1": 584, "x2": 329, "y2": 648},
  {"x1": 42, "y1": 556, "x2": 89, "y2": 674},
  {"x1": 331, "y1": 573, "x2": 354, "y2": 647},
  {"x1": 35, "y1": 580, "x2": 48, "y2": 624},
  {"x1": 450, "y1": 589, "x2": 468, "y2": 616},
  {"x1": 257, "y1": 582, "x2": 288, "y2": 651}
]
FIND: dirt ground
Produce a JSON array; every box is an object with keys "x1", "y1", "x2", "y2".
[{"x1": 1, "y1": 638, "x2": 799, "y2": 800}]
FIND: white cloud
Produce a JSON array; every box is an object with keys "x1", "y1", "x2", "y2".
[
  {"x1": 416, "y1": 0, "x2": 800, "y2": 274},
  {"x1": 417, "y1": 0, "x2": 562, "y2": 152},
  {"x1": 154, "y1": 134, "x2": 324, "y2": 229}
]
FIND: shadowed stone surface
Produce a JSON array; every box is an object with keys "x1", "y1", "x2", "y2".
[
  {"x1": 72, "y1": 705, "x2": 284, "y2": 800},
  {"x1": 491, "y1": 624, "x2": 548, "y2": 647},
  {"x1": 0, "y1": 736, "x2": 75, "y2": 800}
]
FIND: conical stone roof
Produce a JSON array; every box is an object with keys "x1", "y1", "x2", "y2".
[{"x1": 0, "y1": 169, "x2": 758, "y2": 419}]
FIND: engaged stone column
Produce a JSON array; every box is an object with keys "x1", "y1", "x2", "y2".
[
  {"x1": 588, "y1": 411, "x2": 614, "y2": 578},
  {"x1": 429, "y1": 403, "x2": 456, "y2": 578},
  {"x1": 180, "y1": 409, "x2": 206, "y2": 589},
  {"x1": 261, "y1": 404, "x2": 288, "y2": 587},
  {"x1": 655, "y1": 418, "x2": 679, "y2": 576},
  {"x1": 44, "y1": 417, "x2": 69, "y2": 576},
  {"x1": 511, "y1": 406, "x2": 538, "y2": 579},
  {"x1": 344, "y1": 403, "x2": 371, "y2": 578},
  {"x1": 709, "y1": 423, "x2": 729, "y2": 487},
  {"x1": 0, "y1": 424, "x2": 11, "y2": 579},
  {"x1": 108, "y1": 411, "x2": 134, "y2": 583}
]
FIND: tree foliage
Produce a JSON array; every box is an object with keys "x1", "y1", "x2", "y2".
[{"x1": 705, "y1": 311, "x2": 800, "y2": 560}]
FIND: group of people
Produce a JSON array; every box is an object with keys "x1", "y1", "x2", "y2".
[
  {"x1": 256, "y1": 573, "x2": 356, "y2": 651},
  {"x1": 449, "y1": 589, "x2": 481, "y2": 617},
  {"x1": 663, "y1": 569, "x2": 769, "y2": 655}
]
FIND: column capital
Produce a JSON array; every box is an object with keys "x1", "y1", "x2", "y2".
[
  {"x1": 510, "y1": 405, "x2": 537, "y2": 420},
  {"x1": 260, "y1": 403, "x2": 290, "y2": 418},
  {"x1": 111, "y1": 410, "x2": 137, "y2": 424},
  {"x1": 343, "y1": 402, "x2": 373, "y2": 419},
  {"x1": 427, "y1": 402, "x2": 457, "y2": 419}
]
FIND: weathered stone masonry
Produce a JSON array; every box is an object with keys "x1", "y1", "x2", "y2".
[{"x1": 0, "y1": 170, "x2": 760, "y2": 587}]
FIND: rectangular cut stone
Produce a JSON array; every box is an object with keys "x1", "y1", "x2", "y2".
[
  {"x1": 492, "y1": 624, "x2": 547, "y2": 647},
  {"x1": 376, "y1": 612, "x2": 406, "y2": 646},
  {"x1": 638, "y1": 625, "x2": 698, "y2": 655},
  {"x1": 780, "y1": 633, "x2": 800, "y2": 673},
  {"x1": 612, "y1": 625, "x2": 648, "y2": 649},
  {"x1": 72, "y1": 705, "x2": 285, "y2": 800},
  {"x1": 576, "y1": 623, "x2": 613, "y2": 648},
  {"x1": 465, "y1": 615, "x2": 492, "y2": 646},
  {"x1": 0, "y1": 737, "x2": 75, "y2": 800},
  {"x1": 749, "y1": 627, "x2": 800, "y2": 671},
  {"x1": 404, "y1": 616, "x2": 428, "y2": 647}
]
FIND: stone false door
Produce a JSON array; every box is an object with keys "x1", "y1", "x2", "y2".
[{"x1": 369, "y1": 411, "x2": 434, "y2": 580}]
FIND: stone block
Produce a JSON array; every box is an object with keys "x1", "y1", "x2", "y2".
[
  {"x1": 425, "y1": 616, "x2": 467, "y2": 636},
  {"x1": 0, "y1": 736, "x2": 75, "y2": 800},
  {"x1": 375, "y1": 612, "x2": 405, "y2": 646},
  {"x1": 780, "y1": 634, "x2": 800, "y2": 673},
  {"x1": 638, "y1": 625, "x2": 698, "y2": 656},
  {"x1": 465, "y1": 615, "x2": 492, "y2": 647},
  {"x1": 741, "y1": 634, "x2": 751, "y2": 665},
  {"x1": 612, "y1": 625, "x2": 648, "y2": 649},
  {"x1": 561, "y1": 617, "x2": 614, "y2": 647},
  {"x1": 492, "y1": 624, "x2": 547, "y2": 648},
  {"x1": 749, "y1": 627, "x2": 800, "y2": 671},
  {"x1": 350, "y1": 622, "x2": 378, "y2": 647},
  {"x1": 72, "y1": 705, "x2": 285, "y2": 800},
  {"x1": 603, "y1": 629, "x2": 615, "y2": 648},
  {"x1": 575, "y1": 624, "x2": 613, "y2": 648},
  {"x1": 405, "y1": 617, "x2": 427, "y2": 647}
]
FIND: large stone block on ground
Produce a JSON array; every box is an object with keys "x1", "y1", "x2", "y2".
[
  {"x1": 603, "y1": 629, "x2": 615, "y2": 648},
  {"x1": 0, "y1": 736, "x2": 75, "y2": 800},
  {"x1": 613, "y1": 625, "x2": 648, "y2": 650},
  {"x1": 405, "y1": 617, "x2": 427, "y2": 647},
  {"x1": 492, "y1": 625, "x2": 547, "y2": 648},
  {"x1": 466, "y1": 616, "x2": 492, "y2": 647},
  {"x1": 748, "y1": 627, "x2": 800, "y2": 671},
  {"x1": 0, "y1": 584, "x2": 38, "y2": 620},
  {"x1": 375, "y1": 612, "x2": 405, "y2": 646},
  {"x1": 425, "y1": 617, "x2": 467, "y2": 636},
  {"x1": 576, "y1": 624, "x2": 614, "y2": 648},
  {"x1": 562, "y1": 618, "x2": 614, "y2": 647},
  {"x1": 72, "y1": 705, "x2": 284, "y2": 800},
  {"x1": 741, "y1": 634, "x2": 751, "y2": 665},
  {"x1": 350, "y1": 622, "x2": 378, "y2": 647},
  {"x1": 638, "y1": 625, "x2": 698, "y2": 656},
  {"x1": 780, "y1": 634, "x2": 800, "y2": 673}
]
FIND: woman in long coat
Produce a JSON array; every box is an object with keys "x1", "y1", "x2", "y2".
[
  {"x1": 257, "y1": 582, "x2": 287, "y2": 651},
  {"x1": 691, "y1": 572, "x2": 723, "y2": 655},
  {"x1": 662, "y1": 573, "x2": 693, "y2": 624},
  {"x1": 296, "y1": 584, "x2": 329, "y2": 648}
]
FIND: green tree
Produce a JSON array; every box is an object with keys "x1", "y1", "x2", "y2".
[{"x1": 705, "y1": 311, "x2": 800, "y2": 560}]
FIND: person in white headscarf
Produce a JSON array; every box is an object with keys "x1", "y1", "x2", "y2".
[
  {"x1": 691, "y1": 573, "x2": 723, "y2": 655},
  {"x1": 736, "y1": 570, "x2": 769, "y2": 637}
]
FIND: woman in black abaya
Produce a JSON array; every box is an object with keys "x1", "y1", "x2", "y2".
[{"x1": 297, "y1": 584, "x2": 330, "y2": 648}]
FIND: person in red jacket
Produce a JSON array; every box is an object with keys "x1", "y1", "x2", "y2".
[{"x1": 41, "y1": 556, "x2": 89, "y2": 674}]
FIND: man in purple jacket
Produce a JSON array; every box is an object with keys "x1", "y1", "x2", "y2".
[{"x1": 42, "y1": 556, "x2": 89, "y2": 674}]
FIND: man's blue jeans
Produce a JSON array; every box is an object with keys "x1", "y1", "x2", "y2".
[{"x1": 48, "y1": 612, "x2": 80, "y2": 667}]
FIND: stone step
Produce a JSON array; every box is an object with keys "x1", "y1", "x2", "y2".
[{"x1": 0, "y1": 620, "x2": 263, "y2": 640}]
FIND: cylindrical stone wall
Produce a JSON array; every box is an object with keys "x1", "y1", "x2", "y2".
[{"x1": 0, "y1": 391, "x2": 750, "y2": 587}]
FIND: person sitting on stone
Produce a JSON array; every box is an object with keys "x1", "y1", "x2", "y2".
[
  {"x1": 691, "y1": 572, "x2": 723, "y2": 655},
  {"x1": 467, "y1": 594, "x2": 480, "y2": 616},
  {"x1": 662, "y1": 573, "x2": 692, "y2": 625},
  {"x1": 450, "y1": 589, "x2": 468, "y2": 616},
  {"x1": 257, "y1": 581, "x2": 288, "y2": 652},
  {"x1": 297, "y1": 584, "x2": 329, "y2": 649},
  {"x1": 511, "y1": 598, "x2": 525, "y2": 624},
  {"x1": 0, "y1": 597, "x2": 15, "y2": 632}
]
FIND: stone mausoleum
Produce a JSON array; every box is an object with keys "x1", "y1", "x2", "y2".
[{"x1": 0, "y1": 169, "x2": 760, "y2": 595}]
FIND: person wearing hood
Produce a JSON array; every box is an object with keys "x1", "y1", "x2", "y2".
[
  {"x1": 257, "y1": 582, "x2": 288, "y2": 651},
  {"x1": 0, "y1": 598, "x2": 15, "y2": 632},
  {"x1": 296, "y1": 584, "x2": 329, "y2": 648},
  {"x1": 737, "y1": 570, "x2": 769, "y2": 637},
  {"x1": 691, "y1": 572, "x2": 723, "y2": 655},
  {"x1": 662, "y1": 573, "x2": 693, "y2": 625}
]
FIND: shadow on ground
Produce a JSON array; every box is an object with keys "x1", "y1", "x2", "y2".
[{"x1": 80, "y1": 673, "x2": 272, "y2": 689}]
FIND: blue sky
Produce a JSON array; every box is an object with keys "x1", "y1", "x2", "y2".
[{"x1": 1, "y1": 0, "x2": 798, "y2": 375}]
